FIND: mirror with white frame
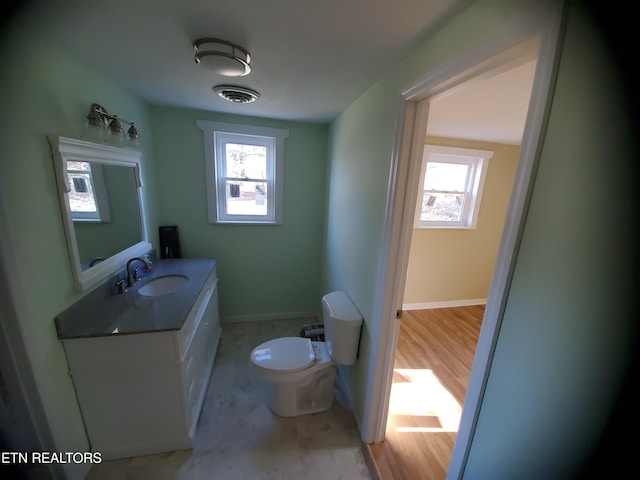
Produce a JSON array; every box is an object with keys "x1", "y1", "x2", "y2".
[{"x1": 49, "y1": 136, "x2": 152, "y2": 291}]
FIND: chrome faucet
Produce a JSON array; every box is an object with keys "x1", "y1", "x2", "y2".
[{"x1": 126, "y1": 257, "x2": 153, "y2": 288}]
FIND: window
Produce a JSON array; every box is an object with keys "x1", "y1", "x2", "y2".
[
  {"x1": 415, "y1": 145, "x2": 493, "y2": 229},
  {"x1": 197, "y1": 121, "x2": 289, "y2": 224},
  {"x1": 67, "y1": 161, "x2": 111, "y2": 222}
]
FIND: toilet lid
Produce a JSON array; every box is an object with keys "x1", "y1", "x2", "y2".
[{"x1": 251, "y1": 337, "x2": 316, "y2": 373}]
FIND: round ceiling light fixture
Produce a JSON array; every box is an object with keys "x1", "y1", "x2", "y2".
[
  {"x1": 212, "y1": 85, "x2": 260, "y2": 104},
  {"x1": 193, "y1": 38, "x2": 251, "y2": 77}
]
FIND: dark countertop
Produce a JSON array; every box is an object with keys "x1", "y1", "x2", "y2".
[{"x1": 55, "y1": 258, "x2": 216, "y2": 340}]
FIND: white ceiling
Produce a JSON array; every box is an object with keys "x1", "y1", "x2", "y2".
[
  {"x1": 427, "y1": 59, "x2": 536, "y2": 145},
  {"x1": 10, "y1": 0, "x2": 534, "y2": 144}
]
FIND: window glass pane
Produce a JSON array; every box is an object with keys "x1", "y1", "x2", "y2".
[
  {"x1": 68, "y1": 172, "x2": 97, "y2": 213},
  {"x1": 225, "y1": 180, "x2": 268, "y2": 216},
  {"x1": 225, "y1": 143, "x2": 267, "y2": 179},
  {"x1": 420, "y1": 192, "x2": 465, "y2": 222},
  {"x1": 424, "y1": 162, "x2": 468, "y2": 191},
  {"x1": 67, "y1": 161, "x2": 90, "y2": 171}
]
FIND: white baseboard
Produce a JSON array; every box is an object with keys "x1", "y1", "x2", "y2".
[
  {"x1": 402, "y1": 298, "x2": 487, "y2": 310},
  {"x1": 220, "y1": 311, "x2": 319, "y2": 324}
]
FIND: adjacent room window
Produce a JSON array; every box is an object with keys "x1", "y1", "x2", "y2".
[
  {"x1": 415, "y1": 145, "x2": 493, "y2": 229},
  {"x1": 67, "y1": 161, "x2": 111, "y2": 222},
  {"x1": 197, "y1": 120, "x2": 289, "y2": 224}
]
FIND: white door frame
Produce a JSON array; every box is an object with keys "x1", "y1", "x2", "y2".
[{"x1": 361, "y1": 3, "x2": 566, "y2": 479}]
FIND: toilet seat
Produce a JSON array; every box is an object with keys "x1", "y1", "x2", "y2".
[{"x1": 250, "y1": 337, "x2": 316, "y2": 373}]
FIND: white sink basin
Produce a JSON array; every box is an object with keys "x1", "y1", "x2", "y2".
[{"x1": 138, "y1": 275, "x2": 188, "y2": 296}]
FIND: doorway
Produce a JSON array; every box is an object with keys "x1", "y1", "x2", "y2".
[
  {"x1": 0, "y1": 192, "x2": 60, "y2": 479},
  {"x1": 361, "y1": 5, "x2": 565, "y2": 478},
  {"x1": 368, "y1": 56, "x2": 537, "y2": 480}
]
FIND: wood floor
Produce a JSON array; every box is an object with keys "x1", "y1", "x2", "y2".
[{"x1": 366, "y1": 305, "x2": 484, "y2": 480}]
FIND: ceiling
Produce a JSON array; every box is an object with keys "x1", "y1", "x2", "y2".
[
  {"x1": 9, "y1": 0, "x2": 534, "y2": 144},
  {"x1": 427, "y1": 59, "x2": 536, "y2": 145}
]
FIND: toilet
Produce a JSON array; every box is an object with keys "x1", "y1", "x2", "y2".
[{"x1": 250, "y1": 291, "x2": 363, "y2": 417}]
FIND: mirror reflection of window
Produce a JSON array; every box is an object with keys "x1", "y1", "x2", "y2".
[{"x1": 67, "y1": 161, "x2": 111, "y2": 222}]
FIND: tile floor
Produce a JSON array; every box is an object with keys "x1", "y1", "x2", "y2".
[{"x1": 87, "y1": 318, "x2": 372, "y2": 480}]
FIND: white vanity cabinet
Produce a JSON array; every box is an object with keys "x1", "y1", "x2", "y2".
[{"x1": 62, "y1": 267, "x2": 220, "y2": 460}]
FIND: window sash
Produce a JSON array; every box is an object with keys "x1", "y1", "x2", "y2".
[
  {"x1": 419, "y1": 191, "x2": 469, "y2": 226},
  {"x1": 415, "y1": 145, "x2": 492, "y2": 229},
  {"x1": 215, "y1": 134, "x2": 275, "y2": 222}
]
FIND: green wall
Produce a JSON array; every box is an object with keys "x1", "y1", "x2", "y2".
[
  {"x1": 0, "y1": 25, "x2": 157, "y2": 479},
  {"x1": 150, "y1": 107, "x2": 328, "y2": 320}
]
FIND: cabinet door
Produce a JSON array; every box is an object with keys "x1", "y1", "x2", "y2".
[
  {"x1": 183, "y1": 325, "x2": 206, "y2": 431},
  {"x1": 68, "y1": 342, "x2": 191, "y2": 459},
  {"x1": 182, "y1": 277, "x2": 220, "y2": 435},
  {"x1": 202, "y1": 281, "x2": 221, "y2": 367},
  {"x1": 179, "y1": 275, "x2": 217, "y2": 357}
]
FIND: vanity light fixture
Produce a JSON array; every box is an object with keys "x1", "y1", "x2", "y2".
[
  {"x1": 193, "y1": 38, "x2": 251, "y2": 77},
  {"x1": 84, "y1": 103, "x2": 141, "y2": 148}
]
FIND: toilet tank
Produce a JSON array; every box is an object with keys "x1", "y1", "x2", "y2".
[{"x1": 321, "y1": 291, "x2": 363, "y2": 365}]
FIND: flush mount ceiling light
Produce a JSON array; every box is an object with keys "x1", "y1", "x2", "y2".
[
  {"x1": 213, "y1": 85, "x2": 260, "y2": 104},
  {"x1": 193, "y1": 38, "x2": 251, "y2": 77}
]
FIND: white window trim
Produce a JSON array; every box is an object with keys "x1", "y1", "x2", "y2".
[
  {"x1": 214, "y1": 131, "x2": 275, "y2": 223},
  {"x1": 197, "y1": 120, "x2": 289, "y2": 225},
  {"x1": 414, "y1": 145, "x2": 493, "y2": 229}
]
